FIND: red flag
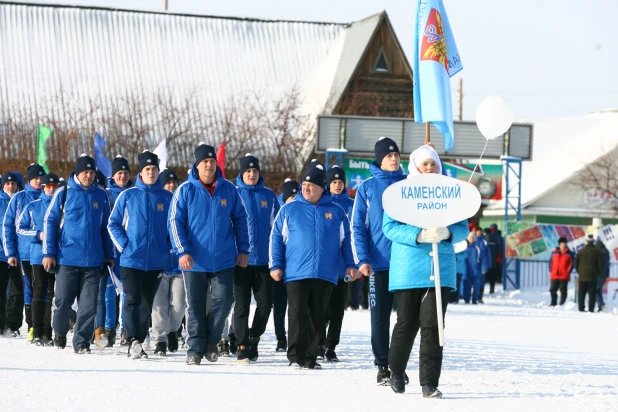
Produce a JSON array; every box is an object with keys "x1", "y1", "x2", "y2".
[{"x1": 216, "y1": 143, "x2": 226, "y2": 178}]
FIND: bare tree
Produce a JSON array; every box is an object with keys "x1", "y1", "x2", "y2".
[{"x1": 569, "y1": 148, "x2": 618, "y2": 215}]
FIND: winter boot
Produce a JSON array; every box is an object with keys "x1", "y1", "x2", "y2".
[
  {"x1": 54, "y1": 335, "x2": 67, "y2": 349},
  {"x1": 422, "y1": 385, "x2": 443, "y2": 399},
  {"x1": 186, "y1": 355, "x2": 201, "y2": 365},
  {"x1": 32, "y1": 337, "x2": 42, "y2": 346},
  {"x1": 205, "y1": 344, "x2": 219, "y2": 363},
  {"x1": 105, "y1": 328, "x2": 116, "y2": 347},
  {"x1": 249, "y1": 337, "x2": 259, "y2": 362},
  {"x1": 154, "y1": 342, "x2": 167, "y2": 357},
  {"x1": 120, "y1": 329, "x2": 128, "y2": 346},
  {"x1": 167, "y1": 332, "x2": 179, "y2": 353},
  {"x1": 69, "y1": 318, "x2": 76, "y2": 332},
  {"x1": 302, "y1": 360, "x2": 322, "y2": 370},
  {"x1": 228, "y1": 333, "x2": 237, "y2": 355},
  {"x1": 325, "y1": 348, "x2": 339, "y2": 362},
  {"x1": 95, "y1": 327, "x2": 108, "y2": 350},
  {"x1": 10, "y1": 329, "x2": 20, "y2": 338},
  {"x1": 75, "y1": 345, "x2": 91, "y2": 354},
  {"x1": 41, "y1": 336, "x2": 54, "y2": 346},
  {"x1": 237, "y1": 347, "x2": 250, "y2": 364},
  {"x1": 219, "y1": 339, "x2": 230, "y2": 357},
  {"x1": 276, "y1": 340, "x2": 287, "y2": 353},
  {"x1": 391, "y1": 373, "x2": 405, "y2": 393},
  {"x1": 128, "y1": 339, "x2": 142, "y2": 359},
  {"x1": 316, "y1": 345, "x2": 326, "y2": 361},
  {"x1": 376, "y1": 366, "x2": 391, "y2": 386}
]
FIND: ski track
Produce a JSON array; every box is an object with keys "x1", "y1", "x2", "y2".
[{"x1": 1, "y1": 286, "x2": 617, "y2": 412}]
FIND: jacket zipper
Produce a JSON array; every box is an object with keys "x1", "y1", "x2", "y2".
[
  {"x1": 314, "y1": 204, "x2": 318, "y2": 279},
  {"x1": 146, "y1": 189, "x2": 151, "y2": 271}
]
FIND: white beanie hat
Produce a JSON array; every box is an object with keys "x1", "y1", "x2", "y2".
[{"x1": 408, "y1": 145, "x2": 442, "y2": 176}]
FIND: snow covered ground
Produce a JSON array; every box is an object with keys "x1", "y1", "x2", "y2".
[{"x1": 1, "y1": 286, "x2": 617, "y2": 412}]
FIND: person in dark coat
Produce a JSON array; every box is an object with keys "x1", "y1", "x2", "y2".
[
  {"x1": 548, "y1": 237, "x2": 575, "y2": 306},
  {"x1": 595, "y1": 239, "x2": 610, "y2": 312},
  {"x1": 574, "y1": 235, "x2": 604, "y2": 312}
]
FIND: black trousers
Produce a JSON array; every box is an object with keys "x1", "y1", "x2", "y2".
[
  {"x1": 273, "y1": 279, "x2": 287, "y2": 341},
  {"x1": 233, "y1": 265, "x2": 273, "y2": 346},
  {"x1": 389, "y1": 287, "x2": 450, "y2": 387},
  {"x1": 1, "y1": 263, "x2": 24, "y2": 331},
  {"x1": 286, "y1": 279, "x2": 333, "y2": 365},
  {"x1": 549, "y1": 279, "x2": 569, "y2": 306},
  {"x1": 485, "y1": 266, "x2": 498, "y2": 294},
  {"x1": 121, "y1": 267, "x2": 161, "y2": 343},
  {"x1": 578, "y1": 281, "x2": 596, "y2": 312},
  {"x1": 31, "y1": 264, "x2": 55, "y2": 338},
  {"x1": 319, "y1": 278, "x2": 348, "y2": 350}
]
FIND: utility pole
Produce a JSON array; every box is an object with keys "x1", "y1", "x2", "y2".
[
  {"x1": 163, "y1": 0, "x2": 168, "y2": 11},
  {"x1": 458, "y1": 78, "x2": 463, "y2": 121}
]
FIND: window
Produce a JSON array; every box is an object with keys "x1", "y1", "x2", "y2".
[{"x1": 374, "y1": 49, "x2": 390, "y2": 73}]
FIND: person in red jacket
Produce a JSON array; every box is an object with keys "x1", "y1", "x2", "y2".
[{"x1": 549, "y1": 237, "x2": 575, "y2": 306}]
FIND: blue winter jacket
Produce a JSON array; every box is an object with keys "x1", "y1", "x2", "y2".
[
  {"x1": 331, "y1": 189, "x2": 355, "y2": 279},
  {"x1": 2, "y1": 184, "x2": 41, "y2": 261},
  {"x1": 383, "y1": 213, "x2": 469, "y2": 291},
  {"x1": 455, "y1": 249, "x2": 467, "y2": 275},
  {"x1": 168, "y1": 166, "x2": 251, "y2": 273},
  {"x1": 108, "y1": 177, "x2": 173, "y2": 272},
  {"x1": 106, "y1": 177, "x2": 133, "y2": 206},
  {"x1": 351, "y1": 163, "x2": 406, "y2": 272},
  {"x1": 0, "y1": 191, "x2": 12, "y2": 262},
  {"x1": 236, "y1": 175, "x2": 280, "y2": 266},
  {"x1": 43, "y1": 174, "x2": 114, "y2": 267},
  {"x1": 464, "y1": 241, "x2": 491, "y2": 280},
  {"x1": 269, "y1": 192, "x2": 355, "y2": 285},
  {"x1": 475, "y1": 236, "x2": 493, "y2": 272},
  {"x1": 16, "y1": 192, "x2": 55, "y2": 265}
]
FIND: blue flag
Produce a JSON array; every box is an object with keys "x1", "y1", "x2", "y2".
[
  {"x1": 413, "y1": 0, "x2": 462, "y2": 151},
  {"x1": 94, "y1": 132, "x2": 112, "y2": 177}
]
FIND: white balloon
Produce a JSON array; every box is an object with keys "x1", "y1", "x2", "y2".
[{"x1": 475, "y1": 95, "x2": 515, "y2": 140}]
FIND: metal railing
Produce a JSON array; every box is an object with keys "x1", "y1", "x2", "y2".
[{"x1": 519, "y1": 260, "x2": 618, "y2": 288}]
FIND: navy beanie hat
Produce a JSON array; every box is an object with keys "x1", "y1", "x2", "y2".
[
  {"x1": 42, "y1": 173, "x2": 60, "y2": 186},
  {"x1": 1, "y1": 172, "x2": 18, "y2": 187},
  {"x1": 326, "y1": 165, "x2": 346, "y2": 186},
  {"x1": 303, "y1": 164, "x2": 326, "y2": 188},
  {"x1": 27, "y1": 163, "x2": 46, "y2": 181},
  {"x1": 161, "y1": 169, "x2": 179, "y2": 185},
  {"x1": 138, "y1": 150, "x2": 159, "y2": 171},
  {"x1": 75, "y1": 154, "x2": 96, "y2": 175},
  {"x1": 374, "y1": 136, "x2": 400, "y2": 166},
  {"x1": 112, "y1": 155, "x2": 130, "y2": 176},
  {"x1": 281, "y1": 178, "x2": 299, "y2": 203},
  {"x1": 239, "y1": 153, "x2": 260, "y2": 175},
  {"x1": 194, "y1": 142, "x2": 217, "y2": 165}
]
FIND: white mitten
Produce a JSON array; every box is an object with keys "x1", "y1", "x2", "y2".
[
  {"x1": 417, "y1": 228, "x2": 441, "y2": 243},
  {"x1": 435, "y1": 227, "x2": 451, "y2": 241}
]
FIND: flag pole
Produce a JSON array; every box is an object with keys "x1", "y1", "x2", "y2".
[
  {"x1": 432, "y1": 242, "x2": 445, "y2": 347},
  {"x1": 425, "y1": 122, "x2": 431, "y2": 144}
]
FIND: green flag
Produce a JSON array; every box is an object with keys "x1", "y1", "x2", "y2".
[{"x1": 37, "y1": 124, "x2": 53, "y2": 173}]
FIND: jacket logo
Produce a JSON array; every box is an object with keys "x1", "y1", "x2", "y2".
[
  {"x1": 325, "y1": 212, "x2": 333, "y2": 220},
  {"x1": 157, "y1": 203, "x2": 164, "y2": 211},
  {"x1": 261, "y1": 200, "x2": 268, "y2": 208},
  {"x1": 220, "y1": 198, "x2": 227, "y2": 207},
  {"x1": 93, "y1": 201, "x2": 99, "y2": 209}
]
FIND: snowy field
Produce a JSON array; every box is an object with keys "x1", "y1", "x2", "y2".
[{"x1": 1, "y1": 286, "x2": 617, "y2": 412}]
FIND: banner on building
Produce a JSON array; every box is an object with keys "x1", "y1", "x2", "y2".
[
  {"x1": 343, "y1": 157, "x2": 502, "y2": 200},
  {"x1": 506, "y1": 221, "x2": 618, "y2": 262}
]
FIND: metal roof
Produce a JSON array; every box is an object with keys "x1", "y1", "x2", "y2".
[{"x1": 0, "y1": 2, "x2": 384, "y2": 168}]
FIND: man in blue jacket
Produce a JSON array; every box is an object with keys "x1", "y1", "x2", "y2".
[
  {"x1": 317, "y1": 165, "x2": 355, "y2": 363},
  {"x1": 168, "y1": 142, "x2": 250, "y2": 366},
  {"x1": 232, "y1": 154, "x2": 280, "y2": 363},
  {"x1": 350, "y1": 137, "x2": 406, "y2": 385},
  {"x1": 104, "y1": 155, "x2": 134, "y2": 346},
  {"x1": 0, "y1": 172, "x2": 22, "y2": 336},
  {"x1": 17, "y1": 173, "x2": 60, "y2": 346},
  {"x1": 270, "y1": 165, "x2": 358, "y2": 370},
  {"x1": 43, "y1": 154, "x2": 115, "y2": 353},
  {"x1": 3, "y1": 163, "x2": 45, "y2": 339},
  {"x1": 108, "y1": 151, "x2": 172, "y2": 359}
]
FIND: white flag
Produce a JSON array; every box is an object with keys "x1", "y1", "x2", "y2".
[{"x1": 154, "y1": 138, "x2": 168, "y2": 171}]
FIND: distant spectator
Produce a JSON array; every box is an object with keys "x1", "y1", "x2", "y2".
[
  {"x1": 574, "y1": 235, "x2": 604, "y2": 312},
  {"x1": 548, "y1": 237, "x2": 575, "y2": 306},
  {"x1": 595, "y1": 239, "x2": 610, "y2": 312},
  {"x1": 483, "y1": 228, "x2": 500, "y2": 295},
  {"x1": 463, "y1": 232, "x2": 490, "y2": 304},
  {"x1": 489, "y1": 224, "x2": 503, "y2": 283}
]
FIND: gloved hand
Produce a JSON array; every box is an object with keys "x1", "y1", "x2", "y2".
[{"x1": 417, "y1": 227, "x2": 451, "y2": 243}]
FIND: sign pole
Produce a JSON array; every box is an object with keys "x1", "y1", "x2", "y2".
[
  {"x1": 425, "y1": 122, "x2": 431, "y2": 144},
  {"x1": 432, "y1": 242, "x2": 445, "y2": 347}
]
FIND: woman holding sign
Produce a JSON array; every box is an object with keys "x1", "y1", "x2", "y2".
[{"x1": 382, "y1": 145, "x2": 468, "y2": 398}]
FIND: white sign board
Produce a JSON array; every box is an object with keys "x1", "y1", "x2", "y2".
[{"x1": 382, "y1": 173, "x2": 481, "y2": 229}]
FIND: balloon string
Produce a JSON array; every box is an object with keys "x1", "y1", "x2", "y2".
[{"x1": 468, "y1": 139, "x2": 489, "y2": 183}]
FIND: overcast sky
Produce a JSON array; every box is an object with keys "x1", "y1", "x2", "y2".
[{"x1": 19, "y1": 0, "x2": 618, "y2": 121}]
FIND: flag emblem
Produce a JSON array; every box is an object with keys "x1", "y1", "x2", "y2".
[
  {"x1": 220, "y1": 199, "x2": 227, "y2": 207},
  {"x1": 261, "y1": 200, "x2": 268, "y2": 208},
  {"x1": 324, "y1": 212, "x2": 333, "y2": 220},
  {"x1": 421, "y1": 8, "x2": 449, "y2": 74},
  {"x1": 157, "y1": 203, "x2": 164, "y2": 211},
  {"x1": 93, "y1": 201, "x2": 99, "y2": 209}
]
